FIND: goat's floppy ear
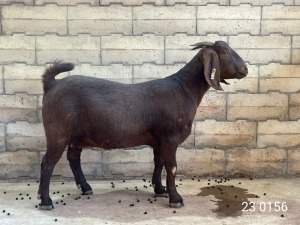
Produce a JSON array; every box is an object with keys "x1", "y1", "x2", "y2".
[{"x1": 202, "y1": 48, "x2": 223, "y2": 91}]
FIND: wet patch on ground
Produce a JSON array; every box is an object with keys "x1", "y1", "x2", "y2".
[{"x1": 198, "y1": 185, "x2": 258, "y2": 217}]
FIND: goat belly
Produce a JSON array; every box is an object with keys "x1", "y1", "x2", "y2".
[{"x1": 73, "y1": 131, "x2": 156, "y2": 149}]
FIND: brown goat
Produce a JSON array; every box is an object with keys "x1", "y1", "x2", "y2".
[{"x1": 38, "y1": 41, "x2": 248, "y2": 210}]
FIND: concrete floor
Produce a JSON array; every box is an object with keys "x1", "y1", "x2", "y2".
[{"x1": 0, "y1": 178, "x2": 299, "y2": 225}]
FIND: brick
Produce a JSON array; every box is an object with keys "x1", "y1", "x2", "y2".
[
  {"x1": 102, "y1": 148, "x2": 154, "y2": 177},
  {"x1": 133, "y1": 20, "x2": 196, "y2": 35},
  {"x1": 258, "y1": 120, "x2": 300, "y2": 148},
  {"x1": 229, "y1": 34, "x2": 291, "y2": 49},
  {"x1": 292, "y1": 49, "x2": 300, "y2": 64},
  {"x1": 0, "y1": 124, "x2": 5, "y2": 151},
  {"x1": 195, "y1": 92, "x2": 226, "y2": 121},
  {"x1": 0, "y1": 67, "x2": 3, "y2": 94},
  {"x1": 69, "y1": 20, "x2": 132, "y2": 36},
  {"x1": 227, "y1": 92, "x2": 288, "y2": 121},
  {"x1": 3, "y1": 5, "x2": 66, "y2": 19},
  {"x1": 3, "y1": 20, "x2": 66, "y2": 35},
  {"x1": 180, "y1": 131, "x2": 195, "y2": 148},
  {"x1": 260, "y1": 63, "x2": 300, "y2": 78},
  {"x1": 0, "y1": 0, "x2": 33, "y2": 4},
  {"x1": 0, "y1": 151, "x2": 38, "y2": 179},
  {"x1": 177, "y1": 148, "x2": 225, "y2": 176},
  {"x1": 263, "y1": 5, "x2": 300, "y2": 19},
  {"x1": 226, "y1": 147, "x2": 287, "y2": 177},
  {"x1": 260, "y1": 78, "x2": 300, "y2": 93},
  {"x1": 197, "y1": 5, "x2": 260, "y2": 20},
  {"x1": 35, "y1": 0, "x2": 99, "y2": 5},
  {"x1": 133, "y1": 63, "x2": 183, "y2": 83},
  {"x1": 0, "y1": 34, "x2": 35, "y2": 65},
  {"x1": 290, "y1": 93, "x2": 300, "y2": 120},
  {"x1": 166, "y1": 34, "x2": 227, "y2": 49},
  {"x1": 0, "y1": 35, "x2": 31, "y2": 50},
  {"x1": 165, "y1": 34, "x2": 227, "y2": 64},
  {"x1": 37, "y1": 35, "x2": 100, "y2": 50},
  {"x1": 36, "y1": 35, "x2": 100, "y2": 65},
  {"x1": 101, "y1": 35, "x2": 164, "y2": 65},
  {"x1": 101, "y1": 0, "x2": 164, "y2": 5},
  {"x1": 293, "y1": 36, "x2": 300, "y2": 48},
  {"x1": 133, "y1": 5, "x2": 196, "y2": 35},
  {"x1": 231, "y1": 0, "x2": 293, "y2": 5},
  {"x1": 102, "y1": 35, "x2": 164, "y2": 50},
  {"x1": 0, "y1": 94, "x2": 37, "y2": 122},
  {"x1": 38, "y1": 95, "x2": 43, "y2": 121},
  {"x1": 102, "y1": 50, "x2": 164, "y2": 65},
  {"x1": 262, "y1": 20, "x2": 300, "y2": 35},
  {"x1": 7, "y1": 122, "x2": 46, "y2": 151},
  {"x1": 195, "y1": 120, "x2": 256, "y2": 148},
  {"x1": 231, "y1": 49, "x2": 290, "y2": 64},
  {"x1": 4, "y1": 64, "x2": 50, "y2": 94},
  {"x1": 133, "y1": 5, "x2": 195, "y2": 20},
  {"x1": 222, "y1": 77, "x2": 258, "y2": 93},
  {"x1": 71, "y1": 64, "x2": 133, "y2": 84},
  {"x1": 4, "y1": 64, "x2": 46, "y2": 79},
  {"x1": 2, "y1": 5, "x2": 67, "y2": 35},
  {"x1": 5, "y1": 80, "x2": 43, "y2": 95},
  {"x1": 68, "y1": 5, "x2": 131, "y2": 35},
  {"x1": 166, "y1": 0, "x2": 228, "y2": 5},
  {"x1": 197, "y1": 20, "x2": 260, "y2": 35},
  {"x1": 229, "y1": 37, "x2": 291, "y2": 63},
  {"x1": 69, "y1": 5, "x2": 131, "y2": 20},
  {"x1": 287, "y1": 149, "x2": 300, "y2": 176}
]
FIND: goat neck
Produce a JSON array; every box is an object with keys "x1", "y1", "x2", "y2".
[{"x1": 172, "y1": 55, "x2": 210, "y2": 106}]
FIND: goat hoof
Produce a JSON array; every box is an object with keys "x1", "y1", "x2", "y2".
[
  {"x1": 169, "y1": 202, "x2": 184, "y2": 208},
  {"x1": 82, "y1": 190, "x2": 93, "y2": 195},
  {"x1": 39, "y1": 204, "x2": 54, "y2": 210}
]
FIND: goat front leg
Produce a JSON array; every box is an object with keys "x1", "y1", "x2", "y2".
[
  {"x1": 152, "y1": 147, "x2": 166, "y2": 196},
  {"x1": 67, "y1": 146, "x2": 93, "y2": 195},
  {"x1": 162, "y1": 143, "x2": 184, "y2": 208}
]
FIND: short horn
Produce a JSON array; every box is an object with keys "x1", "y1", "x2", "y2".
[{"x1": 190, "y1": 41, "x2": 214, "y2": 50}]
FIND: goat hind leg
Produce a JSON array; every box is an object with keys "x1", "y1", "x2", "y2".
[
  {"x1": 38, "y1": 143, "x2": 65, "y2": 210},
  {"x1": 67, "y1": 146, "x2": 93, "y2": 195}
]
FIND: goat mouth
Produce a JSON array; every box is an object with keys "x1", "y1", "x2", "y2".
[{"x1": 237, "y1": 72, "x2": 247, "y2": 79}]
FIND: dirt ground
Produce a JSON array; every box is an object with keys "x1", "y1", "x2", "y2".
[{"x1": 0, "y1": 178, "x2": 299, "y2": 225}]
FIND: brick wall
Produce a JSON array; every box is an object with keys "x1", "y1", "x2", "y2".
[{"x1": 0, "y1": 0, "x2": 300, "y2": 179}]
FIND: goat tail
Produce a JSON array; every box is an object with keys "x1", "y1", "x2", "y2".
[{"x1": 42, "y1": 60, "x2": 75, "y2": 92}]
